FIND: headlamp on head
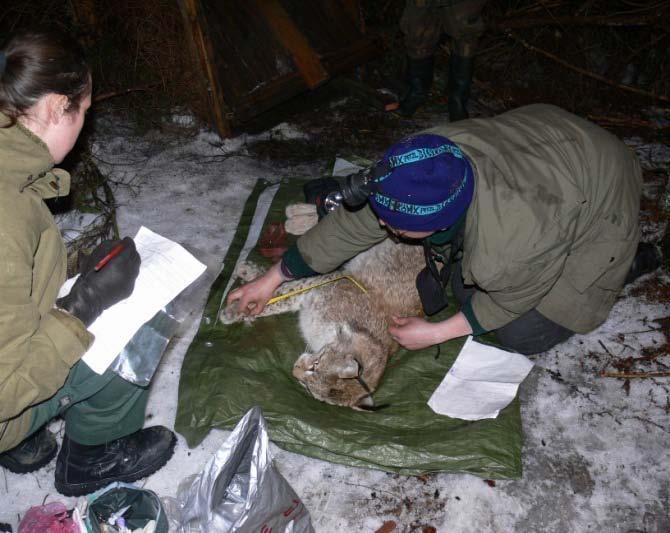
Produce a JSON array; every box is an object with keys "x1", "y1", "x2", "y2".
[
  {"x1": 323, "y1": 160, "x2": 391, "y2": 212},
  {"x1": 321, "y1": 133, "x2": 473, "y2": 231}
]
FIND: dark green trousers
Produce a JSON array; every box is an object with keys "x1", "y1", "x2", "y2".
[
  {"x1": 401, "y1": 0, "x2": 488, "y2": 58},
  {"x1": 26, "y1": 360, "x2": 148, "y2": 445}
]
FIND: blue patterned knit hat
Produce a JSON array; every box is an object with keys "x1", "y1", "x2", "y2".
[{"x1": 369, "y1": 133, "x2": 474, "y2": 231}]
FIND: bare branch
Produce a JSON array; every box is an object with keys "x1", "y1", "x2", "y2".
[{"x1": 504, "y1": 31, "x2": 670, "y2": 103}]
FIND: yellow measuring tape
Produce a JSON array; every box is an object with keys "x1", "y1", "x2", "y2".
[{"x1": 266, "y1": 274, "x2": 367, "y2": 306}]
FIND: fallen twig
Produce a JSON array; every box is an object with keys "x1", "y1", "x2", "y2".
[
  {"x1": 505, "y1": 31, "x2": 670, "y2": 103},
  {"x1": 618, "y1": 328, "x2": 662, "y2": 335},
  {"x1": 494, "y1": 14, "x2": 664, "y2": 30},
  {"x1": 598, "y1": 340, "x2": 615, "y2": 376},
  {"x1": 600, "y1": 371, "x2": 670, "y2": 379},
  {"x1": 502, "y1": 0, "x2": 568, "y2": 18},
  {"x1": 93, "y1": 84, "x2": 158, "y2": 103},
  {"x1": 587, "y1": 114, "x2": 668, "y2": 130}
]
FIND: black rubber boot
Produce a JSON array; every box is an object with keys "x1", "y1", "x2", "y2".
[
  {"x1": 447, "y1": 54, "x2": 475, "y2": 122},
  {"x1": 624, "y1": 242, "x2": 662, "y2": 285},
  {"x1": 0, "y1": 426, "x2": 58, "y2": 474},
  {"x1": 54, "y1": 426, "x2": 176, "y2": 497},
  {"x1": 398, "y1": 56, "x2": 434, "y2": 117}
]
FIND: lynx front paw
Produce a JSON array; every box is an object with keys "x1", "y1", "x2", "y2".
[
  {"x1": 219, "y1": 300, "x2": 240, "y2": 324},
  {"x1": 219, "y1": 300, "x2": 256, "y2": 325}
]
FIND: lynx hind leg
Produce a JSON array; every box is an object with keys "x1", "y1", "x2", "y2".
[
  {"x1": 254, "y1": 277, "x2": 318, "y2": 317},
  {"x1": 257, "y1": 271, "x2": 345, "y2": 318},
  {"x1": 220, "y1": 275, "x2": 318, "y2": 324},
  {"x1": 220, "y1": 270, "x2": 342, "y2": 324}
]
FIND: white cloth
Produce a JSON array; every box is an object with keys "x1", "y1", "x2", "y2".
[{"x1": 428, "y1": 336, "x2": 534, "y2": 420}]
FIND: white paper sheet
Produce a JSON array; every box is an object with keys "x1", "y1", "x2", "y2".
[
  {"x1": 60, "y1": 227, "x2": 206, "y2": 374},
  {"x1": 428, "y1": 336, "x2": 535, "y2": 420}
]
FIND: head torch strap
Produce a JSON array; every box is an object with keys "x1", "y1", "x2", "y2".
[
  {"x1": 423, "y1": 240, "x2": 442, "y2": 281},
  {"x1": 422, "y1": 220, "x2": 465, "y2": 288},
  {"x1": 369, "y1": 159, "x2": 393, "y2": 184}
]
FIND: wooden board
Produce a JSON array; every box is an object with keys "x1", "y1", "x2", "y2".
[{"x1": 179, "y1": 0, "x2": 380, "y2": 136}]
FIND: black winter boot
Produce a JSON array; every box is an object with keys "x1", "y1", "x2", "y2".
[
  {"x1": 0, "y1": 426, "x2": 58, "y2": 474},
  {"x1": 54, "y1": 426, "x2": 176, "y2": 496},
  {"x1": 448, "y1": 54, "x2": 475, "y2": 122},
  {"x1": 398, "y1": 56, "x2": 434, "y2": 117},
  {"x1": 624, "y1": 242, "x2": 662, "y2": 285}
]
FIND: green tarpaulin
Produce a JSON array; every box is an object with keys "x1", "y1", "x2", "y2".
[{"x1": 175, "y1": 179, "x2": 523, "y2": 478}]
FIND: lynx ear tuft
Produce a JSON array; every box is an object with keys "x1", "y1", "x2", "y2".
[{"x1": 336, "y1": 357, "x2": 359, "y2": 379}]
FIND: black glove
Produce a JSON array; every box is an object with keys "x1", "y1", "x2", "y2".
[
  {"x1": 78, "y1": 239, "x2": 125, "y2": 275},
  {"x1": 57, "y1": 236, "x2": 141, "y2": 326}
]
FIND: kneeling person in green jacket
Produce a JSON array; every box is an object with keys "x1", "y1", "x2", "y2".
[
  {"x1": 0, "y1": 31, "x2": 176, "y2": 496},
  {"x1": 228, "y1": 104, "x2": 648, "y2": 356}
]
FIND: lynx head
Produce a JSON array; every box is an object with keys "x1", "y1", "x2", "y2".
[{"x1": 292, "y1": 328, "x2": 386, "y2": 411}]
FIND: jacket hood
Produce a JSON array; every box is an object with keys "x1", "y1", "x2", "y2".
[{"x1": 0, "y1": 113, "x2": 71, "y2": 198}]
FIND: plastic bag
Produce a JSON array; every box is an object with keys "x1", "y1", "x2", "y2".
[
  {"x1": 169, "y1": 406, "x2": 314, "y2": 532},
  {"x1": 110, "y1": 244, "x2": 221, "y2": 386},
  {"x1": 18, "y1": 502, "x2": 79, "y2": 533},
  {"x1": 109, "y1": 307, "x2": 180, "y2": 386},
  {"x1": 85, "y1": 482, "x2": 167, "y2": 533}
]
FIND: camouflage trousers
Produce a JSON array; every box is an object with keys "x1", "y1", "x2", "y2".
[{"x1": 401, "y1": 0, "x2": 489, "y2": 58}]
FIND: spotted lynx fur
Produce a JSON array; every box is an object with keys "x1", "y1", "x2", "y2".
[{"x1": 221, "y1": 216, "x2": 424, "y2": 410}]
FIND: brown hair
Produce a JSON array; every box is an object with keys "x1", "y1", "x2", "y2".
[{"x1": 0, "y1": 30, "x2": 90, "y2": 126}]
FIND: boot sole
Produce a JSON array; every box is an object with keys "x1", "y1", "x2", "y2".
[
  {"x1": 54, "y1": 433, "x2": 177, "y2": 497},
  {"x1": 0, "y1": 441, "x2": 58, "y2": 474}
]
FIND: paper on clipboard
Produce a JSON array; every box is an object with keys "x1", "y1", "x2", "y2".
[{"x1": 60, "y1": 226, "x2": 206, "y2": 374}]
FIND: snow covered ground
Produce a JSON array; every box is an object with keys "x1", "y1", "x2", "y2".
[{"x1": 2, "y1": 108, "x2": 669, "y2": 532}]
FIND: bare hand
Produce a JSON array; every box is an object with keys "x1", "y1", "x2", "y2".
[
  {"x1": 388, "y1": 315, "x2": 442, "y2": 351},
  {"x1": 226, "y1": 263, "x2": 284, "y2": 318}
]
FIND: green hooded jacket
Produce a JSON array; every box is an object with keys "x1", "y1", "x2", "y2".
[
  {"x1": 288, "y1": 104, "x2": 641, "y2": 335},
  {"x1": 0, "y1": 117, "x2": 93, "y2": 452}
]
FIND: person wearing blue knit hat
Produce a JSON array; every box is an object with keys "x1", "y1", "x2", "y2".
[
  {"x1": 368, "y1": 133, "x2": 474, "y2": 234},
  {"x1": 229, "y1": 104, "x2": 653, "y2": 357}
]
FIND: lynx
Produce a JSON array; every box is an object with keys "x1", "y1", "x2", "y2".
[{"x1": 221, "y1": 207, "x2": 424, "y2": 410}]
